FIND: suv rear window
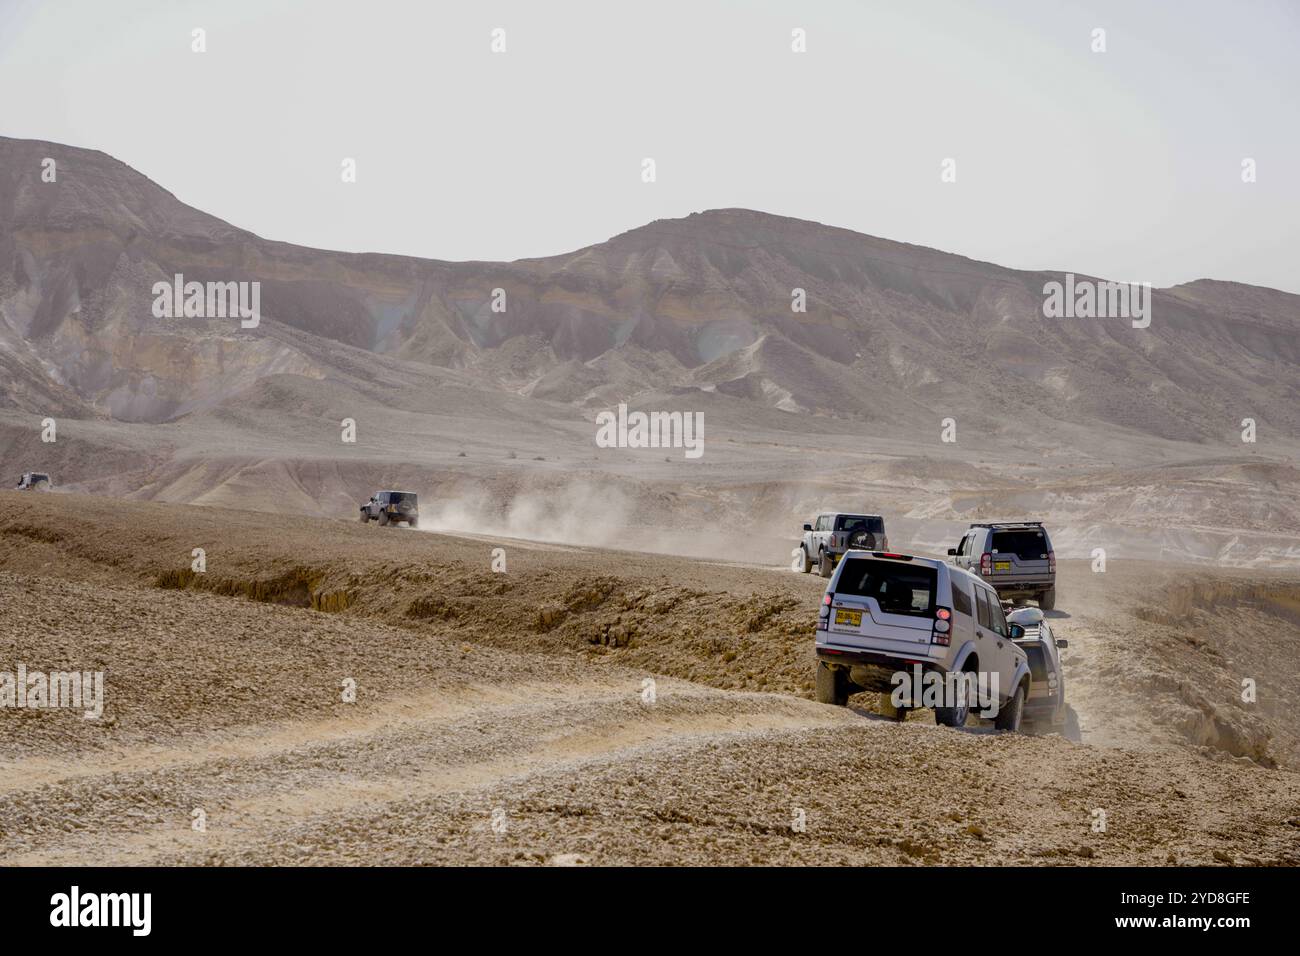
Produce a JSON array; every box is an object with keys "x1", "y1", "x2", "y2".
[
  {"x1": 835, "y1": 558, "x2": 935, "y2": 616},
  {"x1": 991, "y1": 529, "x2": 1049, "y2": 560},
  {"x1": 835, "y1": 515, "x2": 884, "y2": 534},
  {"x1": 1023, "y1": 643, "x2": 1048, "y2": 682},
  {"x1": 382, "y1": 492, "x2": 416, "y2": 504}
]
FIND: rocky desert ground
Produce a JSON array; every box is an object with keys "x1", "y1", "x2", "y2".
[
  {"x1": 1, "y1": 491, "x2": 1298, "y2": 866},
  {"x1": 1, "y1": 136, "x2": 1298, "y2": 866}
]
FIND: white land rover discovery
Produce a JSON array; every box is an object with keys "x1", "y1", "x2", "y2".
[{"x1": 814, "y1": 551, "x2": 1032, "y2": 731}]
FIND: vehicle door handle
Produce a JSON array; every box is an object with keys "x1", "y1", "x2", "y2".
[{"x1": 997, "y1": 641, "x2": 1004, "y2": 648}]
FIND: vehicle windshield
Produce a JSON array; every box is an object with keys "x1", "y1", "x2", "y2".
[
  {"x1": 991, "y1": 529, "x2": 1049, "y2": 560},
  {"x1": 835, "y1": 558, "x2": 936, "y2": 616},
  {"x1": 836, "y1": 515, "x2": 884, "y2": 534}
]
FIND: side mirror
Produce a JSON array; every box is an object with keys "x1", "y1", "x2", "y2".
[
  {"x1": 1007, "y1": 623, "x2": 1025, "y2": 640},
  {"x1": 946, "y1": 548, "x2": 957, "y2": 556},
  {"x1": 1056, "y1": 639, "x2": 1069, "y2": 648},
  {"x1": 802, "y1": 524, "x2": 812, "y2": 532}
]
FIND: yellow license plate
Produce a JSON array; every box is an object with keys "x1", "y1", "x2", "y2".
[
  {"x1": 834, "y1": 609, "x2": 862, "y2": 627},
  {"x1": 994, "y1": 561, "x2": 1011, "y2": 571}
]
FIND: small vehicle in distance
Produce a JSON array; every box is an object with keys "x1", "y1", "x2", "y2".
[
  {"x1": 359, "y1": 490, "x2": 419, "y2": 527},
  {"x1": 798, "y1": 512, "x2": 889, "y2": 578},
  {"x1": 814, "y1": 549, "x2": 1031, "y2": 731},
  {"x1": 949, "y1": 521, "x2": 1056, "y2": 610},
  {"x1": 15, "y1": 472, "x2": 52, "y2": 491}
]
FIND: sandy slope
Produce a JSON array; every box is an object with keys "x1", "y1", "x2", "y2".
[{"x1": 1, "y1": 492, "x2": 1298, "y2": 865}]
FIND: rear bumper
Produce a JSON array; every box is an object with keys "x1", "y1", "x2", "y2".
[
  {"x1": 365, "y1": 511, "x2": 419, "y2": 521},
  {"x1": 817, "y1": 644, "x2": 949, "y2": 696},
  {"x1": 987, "y1": 576, "x2": 1054, "y2": 595},
  {"x1": 818, "y1": 643, "x2": 929, "y2": 662}
]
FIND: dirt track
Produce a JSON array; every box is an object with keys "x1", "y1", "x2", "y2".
[{"x1": 1, "y1": 491, "x2": 1298, "y2": 865}]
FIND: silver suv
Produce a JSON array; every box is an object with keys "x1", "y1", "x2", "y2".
[
  {"x1": 814, "y1": 550, "x2": 1031, "y2": 731},
  {"x1": 949, "y1": 522, "x2": 1056, "y2": 610},
  {"x1": 1006, "y1": 606, "x2": 1075, "y2": 735},
  {"x1": 798, "y1": 512, "x2": 888, "y2": 578}
]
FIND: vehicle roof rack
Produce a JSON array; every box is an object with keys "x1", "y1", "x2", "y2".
[{"x1": 968, "y1": 521, "x2": 1044, "y2": 529}]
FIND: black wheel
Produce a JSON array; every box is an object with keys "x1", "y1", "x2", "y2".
[
  {"x1": 1039, "y1": 588, "x2": 1056, "y2": 611},
  {"x1": 814, "y1": 661, "x2": 849, "y2": 706},
  {"x1": 818, "y1": 549, "x2": 833, "y2": 578},
  {"x1": 876, "y1": 693, "x2": 908, "y2": 721},
  {"x1": 995, "y1": 682, "x2": 1026, "y2": 732},
  {"x1": 407, "y1": 517, "x2": 418, "y2": 529},
  {"x1": 934, "y1": 672, "x2": 972, "y2": 728},
  {"x1": 359, "y1": 510, "x2": 368, "y2": 523},
  {"x1": 799, "y1": 546, "x2": 813, "y2": 573},
  {"x1": 1063, "y1": 705, "x2": 1082, "y2": 742},
  {"x1": 378, "y1": 511, "x2": 390, "y2": 526}
]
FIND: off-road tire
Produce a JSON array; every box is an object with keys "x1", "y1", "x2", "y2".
[
  {"x1": 995, "y1": 682, "x2": 1026, "y2": 732},
  {"x1": 1063, "y1": 705, "x2": 1082, "y2": 742},
  {"x1": 798, "y1": 546, "x2": 813, "y2": 573},
  {"x1": 818, "y1": 549, "x2": 833, "y2": 578},
  {"x1": 815, "y1": 661, "x2": 849, "y2": 706},
  {"x1": 877, "y1": 693, "x2": 909, "y2": 721},
  {"x1": 934, "y1": 674, "x2": 972, "y2": 728},
  {"x1": 378, "y1": 511, "x2": 390, "y2": 526},
  {"x1": 407, "y1": 518, "x2": 418, "y2": 529},
  {"x1": 359, "y1": 511, "x2": 368, "y2": 523},
  {"x1": 1039, "y1": 588, "x2": 1056, "y2": 611}
]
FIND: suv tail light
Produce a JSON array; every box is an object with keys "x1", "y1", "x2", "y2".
[
  {"x1": 979, "y1": 552, "x2": 992, "y2": 575},
  {"x1": 1048, "y1": 550, "x2": 1056, "y2": 573},
  {"x1": 932, "y1": 606, "x2": 952, "y2": 646},
  {"x1": 817, "y1": 592, "x2": 831, "y2": 631}
]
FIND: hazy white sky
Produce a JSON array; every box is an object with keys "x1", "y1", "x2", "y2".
[{"x1": 2, "y1": 0, "x2": 1297, "y2": 292}]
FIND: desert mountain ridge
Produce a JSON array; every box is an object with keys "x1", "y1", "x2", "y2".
[
  {"x1": 2, "y1": 135, "x2": 1297, "y2": 440},
  {"x1": 2, "y1": 136, "x2": 1299, "y2": 567}
]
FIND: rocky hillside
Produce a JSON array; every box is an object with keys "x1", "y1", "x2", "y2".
[{"x1": 3, "y1": 135, "x2": 1298, "y2": 447}]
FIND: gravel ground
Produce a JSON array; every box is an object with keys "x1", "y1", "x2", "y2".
[{"x1": 1, "y1": 491, "x2": 1298, "y2": 865}]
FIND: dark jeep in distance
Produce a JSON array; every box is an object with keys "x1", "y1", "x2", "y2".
[
  {"x1": 15, "y1": 472, "x2": 52, "y2": 491},
  {"x1": 359, "y1": 490, "x2": 419, "y2": 527}
]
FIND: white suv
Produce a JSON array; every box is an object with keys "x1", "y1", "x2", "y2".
[{"x1": 814, "y1": 550, "x2": 1032, "y2": 731}]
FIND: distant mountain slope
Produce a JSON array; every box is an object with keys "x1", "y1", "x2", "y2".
[{"x1": 1, "y1": 136, "x2": 1297, "y2": 446}]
